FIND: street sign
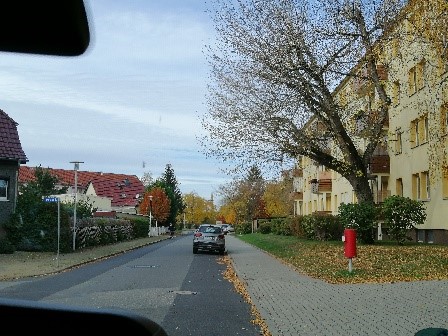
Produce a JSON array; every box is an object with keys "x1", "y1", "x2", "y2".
[
  {"x1": 43, "y1": 197, "x2": 59, "y2": 203},
  {"x1": 41, "y1": 196, "x2": 61, "y2": 266}
]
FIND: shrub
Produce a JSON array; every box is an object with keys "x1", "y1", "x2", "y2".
[
  {"x1": 75, "y1": 218, "x2": 134, "y2": 249},
  {"x1": 338, "y1": 202, "x2": 377, "y2": 244},
  {"x1": 381, "y1": 195, "x2": 427, "y2": 245},
  {"x1": 236, "y1": 222, "x2": 252, "y2": 234},
  {"x1": 289, "y1": 216, "x2": 306, "y2": 238},
  {"x1": 299, "y1": 213, "x2": 342, "y2": 241},
  {"x1": 301, "y1": 215, "x2": 317, "y2": 240},
  {"x1": 258, "y1": 222, "x2": 272, "y2": 234},
  {"x1": 0, "y1": 237, "x2": 15, "y2": 254},
  {"x1": 128, "y1": 217, "x2": 150, "y2": 238},
  {"x1": 314, "y1": 215, "x2": 343, "y2": 241},
  {"x1": 271, "y1": 218, "x2": 291, "y2": 236},
  {"x1": 2, "y1": 213, "x2": 23, "y2": 246}
]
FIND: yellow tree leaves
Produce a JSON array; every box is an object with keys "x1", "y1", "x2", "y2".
[
  {"x1": 183, "y1": 192, "x2": 216, "y2": 225},
  {"x1": 263, "y1": 179, "x2": 293, "y2": 218}
]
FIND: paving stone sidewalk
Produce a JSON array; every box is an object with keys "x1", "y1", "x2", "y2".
[{"x1": 226, "y1": 235, "x2": 448, "y2": 336}]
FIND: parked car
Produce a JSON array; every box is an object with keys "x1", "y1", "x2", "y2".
[
  {"x1": 215, "y1": 223, "x2": 230, "y2": 234},
  {"x1": 193, "y1": 224, "x2": 226, "y2": 255},
  {"x1": 215, "y1": 223, "x2": 235, "y2": 234},
  {"x1": 224, "y1": 224, "x2": 235, "y2": 233}
]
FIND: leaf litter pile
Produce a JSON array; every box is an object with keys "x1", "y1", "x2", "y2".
[
  {"x1": 239, "y1": 234, "x2": 448, "y2": 284},
  {"x1": 220, "y1": 255, "x2": 272, "y2": 336}
]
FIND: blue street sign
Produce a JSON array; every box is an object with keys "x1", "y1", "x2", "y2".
[{"x1": 43, "y1": 197, "x2": 59, "y2": 203}]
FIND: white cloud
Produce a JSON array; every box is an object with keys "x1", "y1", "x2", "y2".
[{"x1": 0, "y1": 0, "x2": 228, "y2": 201}]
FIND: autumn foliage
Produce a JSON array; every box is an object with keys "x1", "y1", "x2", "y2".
[{"x1": 139, "y1": 187, "x2": 171, "y2": 224}]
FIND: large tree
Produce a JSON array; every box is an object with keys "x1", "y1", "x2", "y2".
[
  {"x1": 217, "y1": 165, "x2": 267, "y2": 223},
  {"x1": 140, "y1": 187, "x2": 171, "y2": 225},
  {"x1": 182, "y1": 192, "x2": 216, "y2": 225},
  {"x1": 160, "y1": 164, "x2": 184, "y2": 224},
  {"x1": 263, "y1": 176, "x2": 294, "y2": 217},
  {"x1": 201, "y1": 0, "x2": 413, "y2": 203}
]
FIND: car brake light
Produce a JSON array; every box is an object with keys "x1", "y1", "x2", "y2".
[
  {"x1": 194, "y1": 232, "x2": 202, "y2": 237},
  {"x1": 218, "y1": 234, "x2": 224, "y2": 239}
]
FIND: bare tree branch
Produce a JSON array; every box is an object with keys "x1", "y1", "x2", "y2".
[{"x1": 201, "y1": 0, "x2": 408, "y2": 202}]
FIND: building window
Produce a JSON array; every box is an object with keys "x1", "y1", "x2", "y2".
[
  {"x1": 412, "y1": 173, "x2": 420, "y2": 200},
  {"x1": 410, "y1": 119, "x2": 419, "y2": 146},
  {"x1": 409, "y1": 66, "x2": 417, "y2": 95},
  {"x1": 417, "y1": 230, "x2": 425, "y2": 243},
  {"x1": 395, "y1": 129, "x2": 402, "y2": 154},
  {"x1": 392, "y1": 81, "x2": 400, "y2": 106},
  {"x1": 421, "y1": 171, "x2": 430, "y2": 200},
  {"x1": 427, "y1": 230, "x2": 434, "y2": 244},
  {"x1": 443, "y1": 166, "x2": 448, "y2": 199},
  {"x1": 410, "y1": 114, "x2": 428, "y2": 147},
  {"x1": 441, "y1": 104, "x2": 448, "y2": 135},
  {"x1": 0, "y1": 178, "x2": 9, "y2": 201},
  {"x1": 396, "y1": 178, "x2": 403, "y2": 197},
  {"x1": 416, "y1": 59, "x2": 426, "y2": 90},
  {"x1": 421, "y1": 115, "x2": 428, "y2": 143},
  {"x1": 408, "y1": 59, "x2": 426, "y2": 96},
  {"x1": 412, "y1": 172, "x2": 430, "y2": 201},
  {"x1": 439, "y1": 35, "x2": 448, "y2": 75}
]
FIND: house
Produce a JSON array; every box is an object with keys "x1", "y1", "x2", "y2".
[
  {"x1": 84, "y1": 174, "x2": 145, "y2": 214},
  {"x1": 0, "y1": 109, "x2": 28, "y2": 230},
  {"x1": 291, "y1": 0, "x2": 448, "y2": 244},
  {"x1": 18, "y1": 167, "x2": 145, "y2": 214}
]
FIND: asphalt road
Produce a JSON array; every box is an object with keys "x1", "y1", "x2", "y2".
[{"x1": 0, "y1": 235, "x2": 261, "y2": 336}]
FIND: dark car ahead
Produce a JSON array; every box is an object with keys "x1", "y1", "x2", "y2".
[{"x1": 193, "y1": 224, "x2": 226, "y2": 255}]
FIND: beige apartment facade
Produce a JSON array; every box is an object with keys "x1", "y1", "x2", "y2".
[{"x1": 292, "y1": 1, "x2": 448, "y2": 244}]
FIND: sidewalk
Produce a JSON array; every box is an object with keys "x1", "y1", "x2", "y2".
[{"x1": 226, "y1": 235, "x2": 448, "y2": 336}]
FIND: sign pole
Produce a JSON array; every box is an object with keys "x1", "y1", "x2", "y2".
[
  {"x1": 42, "y1": 196, "x2": 60, "y2": 267},
  {"x1": 57, "y1": 198, "x2": 60, "y2": 267}
]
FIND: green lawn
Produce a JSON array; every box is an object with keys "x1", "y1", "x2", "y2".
[{"x1": 237, "y1": 233, "x2": 448, "y2": 284}]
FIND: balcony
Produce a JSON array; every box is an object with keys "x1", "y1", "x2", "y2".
[
  {"x1": 318, "y1": 171, "x2": 331, "y2": 180},
  {"x1": 374, "y1": 189, "x2": 391, "y2": 203},
  {"x1": 314, "y1": 210, "x2": 332, "y2": 216},
  {"x1": 369, "y1": 155, "x2": 390, "y2": 174},
  {"x1": 292, "y1": 191, "x2": 303, "y2": 200},
  {"x1": 353, "y1": 64, "x2": 388, "y2": 95},
  {"x1": 318, "y1": 179, "x2": 332, "y2": 192},
  {"x1": 310, "y1": 178, "x2": 332, "y2": 193}
]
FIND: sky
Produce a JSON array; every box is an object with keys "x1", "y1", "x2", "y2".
[{"x1": 0, "y1": 0, "x2": 231, "y2": 203}]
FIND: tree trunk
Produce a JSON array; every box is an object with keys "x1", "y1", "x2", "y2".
[{"x1": 347, "y1": 174, "x2": 374, "y2": 204}]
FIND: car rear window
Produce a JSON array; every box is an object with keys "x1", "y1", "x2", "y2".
[{"x1": 199, "y1": 226, "x2": 221, "y2": 234}]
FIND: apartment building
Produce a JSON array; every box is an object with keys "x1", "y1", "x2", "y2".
[{"x1": 292, "y1": 1, "x2": 448, "y2": 244}]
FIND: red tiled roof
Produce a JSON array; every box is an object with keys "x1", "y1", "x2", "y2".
[
  {"x1": 19, "y1": 166, "x2": 100, "y2": 188},
  {"x1": 88, "y1": 175, "x2": 144, "y2": 207},
  {"x1": 18, "y1": 166, "x2": 145, "y2": 207},
  {"x1": 0, "y1": 109, "x2": 28, "y2": 163}
]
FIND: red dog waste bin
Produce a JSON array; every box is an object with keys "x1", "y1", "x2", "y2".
[{"x1": 344, "y1": 228, "x2": 357, "y2": 258}]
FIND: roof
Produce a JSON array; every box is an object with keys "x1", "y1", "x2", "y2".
[
  {"x1": 87, "y1": 175, "x2": 144, "y2": 207},
  {"x1": 19, "y1": 166, "x2": 100, "y2": 189},
  {"x1": 0, "y1": 109, "x2": 28, "y2": 163},
  {"x1": 18, "y1": 166, "x2": 145, "y2": 208}
]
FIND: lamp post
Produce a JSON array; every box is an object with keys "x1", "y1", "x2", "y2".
[
  {"x1": 70, "y1": 161, "x2": 84, "y2": 251},
  {"x1": 148, "y1": 195, "x2": 153, "y2": 237}
]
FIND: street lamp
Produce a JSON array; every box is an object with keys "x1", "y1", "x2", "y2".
[
  {"x1": 70, "y1": 161, "x2": 84, "y2": 251},
  {"x1": 148, "y1": 195, "x2": 153, "y2": 237}
]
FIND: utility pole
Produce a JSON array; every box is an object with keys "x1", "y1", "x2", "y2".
[
  {"x1": 70, "y1": 161, "x2": 84, "y2": 251},
  {"x1": 148, "y1": 195, "x2": 153, "y2": 237}
]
